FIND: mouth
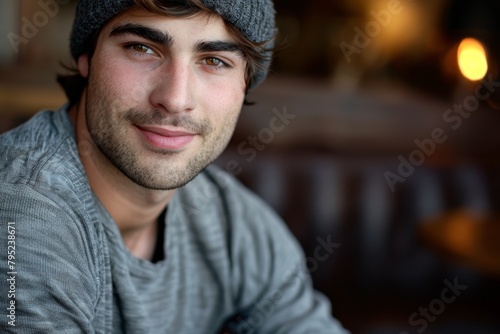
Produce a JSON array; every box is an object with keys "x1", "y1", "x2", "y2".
[{"x1": 134, "y1": 124, "x2": 196, "y2": 150}]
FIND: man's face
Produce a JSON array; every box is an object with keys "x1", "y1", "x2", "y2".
[{"x1": 80, "y1": 9, "x2": 246, "y2": 190}]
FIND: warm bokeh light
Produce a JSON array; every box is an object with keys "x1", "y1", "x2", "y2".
[{"x1": 458, "y1": 38, "x2": 488, "y2": 81}]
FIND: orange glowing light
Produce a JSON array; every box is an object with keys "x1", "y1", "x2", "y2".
[{"x1": 457, "y1": 38, "x2": 488, "y2": 81}]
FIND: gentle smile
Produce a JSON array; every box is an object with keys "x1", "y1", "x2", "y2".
[{"x1": 135, "y1": 125, "x2": 196, "y2": 150}]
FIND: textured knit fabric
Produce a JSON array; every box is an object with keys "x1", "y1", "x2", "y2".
[
  {"x1": 0, "y1": 107, "x2": 349, "y2": 333},
  {"x1": 70, "y1": 0, "x2": 276, "y2": 88}
]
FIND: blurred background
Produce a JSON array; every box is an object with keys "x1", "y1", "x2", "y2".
[{"x1": 1, "y1": 1, "x2": 500, "y2": 333}]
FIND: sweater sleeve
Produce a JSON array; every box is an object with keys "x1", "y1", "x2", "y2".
[
  {"x1": 0, "y1": 183, "x2": 100, "y2": 333},
  {"x1": 225, "y1": 182, "x2": 349, "y2": 334}
]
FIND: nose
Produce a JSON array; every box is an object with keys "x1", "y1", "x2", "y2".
[{"x1": 149, "y1": 60, "x2": 197, "y2": 114}]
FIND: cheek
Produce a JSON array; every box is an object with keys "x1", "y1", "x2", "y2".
[
  {"x1": 210, "y1": 92, "x2": 243, "y2": 135},
  {"x1": 208, "y1": 86, "x2": 244, "y2": 119},
  {"x1": 202, "y1": 72, "x2": 245, "y2": 107},
  {"x1": 90, "y1": 56, "x2": 148, "y2": 106}
]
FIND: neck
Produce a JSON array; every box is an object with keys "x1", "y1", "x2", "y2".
[{"x1": 69, "y1": 99, "x2": 175, "y2": 259}]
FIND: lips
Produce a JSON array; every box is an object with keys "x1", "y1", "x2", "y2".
[{"x1": 135, "y1": 125, "x2": 196, "y2": 150}]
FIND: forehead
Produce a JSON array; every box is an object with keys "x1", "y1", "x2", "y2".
[{"x1": 102, "y1": 7, "x2": 233, "y2": 42}]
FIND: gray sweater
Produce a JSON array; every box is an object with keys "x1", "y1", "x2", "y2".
[{"x1": 0, "y1": 107, "x2": 348, "y2": 333}]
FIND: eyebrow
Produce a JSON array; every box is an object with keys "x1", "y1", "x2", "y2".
[
  {"x1": 194, "y1": 41, "x2": 244, "y2": 57},
  {"x1": 110, "y1": 23, "x2": 173, "y2": 47}
]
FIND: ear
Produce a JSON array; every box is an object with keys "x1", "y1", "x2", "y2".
[{"x1": 77, "y1": 54, "x2": 89, "y2": 78}]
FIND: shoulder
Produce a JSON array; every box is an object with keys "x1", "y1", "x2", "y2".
[
  {"x1": 185, "y1": 168, "x2": 348, "y2": 333},
  {"x1": 0, "y1": 108, "x2": 88, "y2": 204},
  {"x1": 0, "y1": 108, "x2": 73, "y2": 153}
]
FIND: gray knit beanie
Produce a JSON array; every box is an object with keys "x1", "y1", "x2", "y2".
[{"x1": 70, "y1": 0, "x2": 276, "y2": 88}]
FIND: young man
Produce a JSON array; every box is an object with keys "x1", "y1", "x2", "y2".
[{"x1": 0, "y1": 0, "x2": 348, "y2": 333}]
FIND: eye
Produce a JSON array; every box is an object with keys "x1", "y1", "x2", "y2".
[
  {"x1": 206, "y1": 57, "x2": 222, "y2": 66},
  {"x1": 203, "y1": 57, "x2": 231, "y2": 69},
  {"x1": 127, "y1": 44, "x2": 156, "y2": 56}
]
